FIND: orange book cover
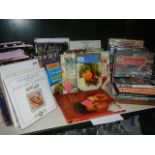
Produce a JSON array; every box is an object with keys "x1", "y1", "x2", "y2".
[{"x1": 55, "y1": 89, "x2": 124, "y2": 123}]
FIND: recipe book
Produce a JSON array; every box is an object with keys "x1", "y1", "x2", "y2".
[
  {"x1": 3, "y1": 68, "x2": 56, "y2": 129},
  {"x1": 0, "y1": 59, "x2": 40, "y2": 127}
]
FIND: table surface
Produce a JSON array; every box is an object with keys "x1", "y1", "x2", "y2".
[{"x1": 0, "y1": 103, "x2": 155, "y2": 135}]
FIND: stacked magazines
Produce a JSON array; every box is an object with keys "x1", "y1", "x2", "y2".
[{"x1": 112, "y1": 45, "x2": 155, "y2": 105}]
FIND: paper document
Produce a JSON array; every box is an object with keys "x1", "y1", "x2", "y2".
[{"x1": 91, "y1": 114, "x2": 124, "y2": 126}]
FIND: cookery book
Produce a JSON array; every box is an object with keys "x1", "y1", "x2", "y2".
[
  {"x1": 55, "y1": 89, "x2": 124, "y2": 123},
  {"x1": 60, "y1": 53, "x2": 78, "y2": 94},
  {"x1": 0, "y1": 59, "x2": 40, "y2": 127},
  {"x1": 34, "y1": 38, "x2": 70, "y2": 94},
  {"x1": 4, "y1": 68, "x2": 56, "y2": 129},
  {"x1": 113, "y1": 49, "x2": 154, "y2": 78},
  {"x1": 70, "y1": 40, "x2": 101, "y2": 50},
  {"x1": 76, "y1": 52, "x2": 102, "y2": 91},
  {"x1": 108, "y1": 38, "x2": 144, "y2": 71}
]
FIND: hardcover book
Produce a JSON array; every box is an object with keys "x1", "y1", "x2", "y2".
[
  {"x1": 34, "y1": 38, "x2": 70, "y2": 94},
  {"x1": 113, "y1": 49, "x2": 154, "y2": 78},
  {"x1": 60, "y1": 53, "x2": 78, "y2": 94},
  {"x1": 108, "y1": 38, "x2": 144, "y2": 71},
  {"x1": 3, "y1": 68, "x2": 56, "y2": 129},
  {"x1": 76, "y1": 52, "x2": 102, "y2": 91},
  {"x1": 55, "y1": 89, "x2": 124, "y2": 123}
]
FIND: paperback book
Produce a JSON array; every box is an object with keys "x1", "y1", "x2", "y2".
[
  {"x1": 3, "y1": 68, "x2": 56, "y2": 129},
  {"x1": 100, "y1": 51, "x2": 110, "y2": 91},
  {"x1": 34, "y1": 38, "x2": 70, "y2": 94},
  {"x1": 55, "y1": 89, "x2": 124, "y2": 123},
  {"x1": 61, "y1": 53, "x2": 78, "y2": 94}
]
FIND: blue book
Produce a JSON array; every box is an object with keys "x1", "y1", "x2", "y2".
[{"x1": 0, "y1": 95, "x2": 11, "y2": 126}]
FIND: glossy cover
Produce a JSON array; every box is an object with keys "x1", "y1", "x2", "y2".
[
  {"x1": 55, "y1": 89, "x2": 124, "y2": 123},
  {"x1": 113, "y1": 49, "x2": 154, "y2": 78}
]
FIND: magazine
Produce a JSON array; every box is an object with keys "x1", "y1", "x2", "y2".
[
  {"x1": 3, "y1": 68, "x2": 56, "y2": 129},
  {"x1": 55, "y1": 89, "x2": 124, "y2": 123}
]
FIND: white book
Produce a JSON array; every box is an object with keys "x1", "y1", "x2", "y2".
[
  {"x1": 0, "y1": 59, "x2": 40, "y2": 127},
  {"x1": 34, "y1": 38, "x2": 70, "y2": 44},
  {"x1": 4, "y1": 68, "x2": 56, "y2": 129},
  {"x1": 70, "y1": 40, "x2": 101, "y2": 50}
]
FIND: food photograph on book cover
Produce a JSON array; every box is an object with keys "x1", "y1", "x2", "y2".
[{"x1": 26, "y1": 88, "x2": 46, "y2": 112}]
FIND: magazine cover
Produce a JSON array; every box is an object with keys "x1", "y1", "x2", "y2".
[
  {"x1": 61, "y1": 53, "x2": 78, "y2": 94},
  {"x1": 113, "y1": 49, "x2": 154, "y2": 78},
  {"x1": 77, "y1": 52, "x2": 102, "y2": 91},
  {"x1": 55, "y1": 89, "x2": 124, "y2": 123},
  {"x1": 4, "y1": 68, "x2": 56, "y2": 129},
  {"x1": 34, "y1": 38, "x2": 69, "y2": 94}
]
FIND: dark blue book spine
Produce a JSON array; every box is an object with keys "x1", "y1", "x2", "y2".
[{"x1": 0, "y1": 94, "x2": 11, "y2": 126}]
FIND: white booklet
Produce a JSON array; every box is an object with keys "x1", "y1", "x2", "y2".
[
  {"x1": 0, "y1": 59, "x2": 40, "y2": 127},
  {"x1": 4, "y1": 68, "x2": 56, "y2": 129},
  {"x1": 70, "y1": 40, "x2": 101, "y2": 50}
]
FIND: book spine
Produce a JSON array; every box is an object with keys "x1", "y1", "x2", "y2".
[
  {"x1": 117, "y1": 87, "x2": 155, "y2": 95},
  {"x1": 117, "y1": 94, "x2": 155, "y2": 102},
  {"x1": 0, "y1": 95, "x2": 12, "y2": 125},
  {"x1": 116, "y1": 83, "x2": 155, "y2": 89}
]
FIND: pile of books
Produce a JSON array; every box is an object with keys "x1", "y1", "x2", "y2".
[
  {"x1": 111, "y1": 39, "x2": 155, "y2": 105},
  {"x1": 1, "y1": 37, "x2": 154, "y2": 130},
  {"x1": 0, "y1": 60, "x2": 56, "y2": 129}
]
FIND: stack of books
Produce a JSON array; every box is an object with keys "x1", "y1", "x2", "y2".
[
  {"x1": 0, "y1": 60, "x2": 56, "y2": 129},
  {"x1": 113, "y1": 46, "x2": 155, "y2": 105}
]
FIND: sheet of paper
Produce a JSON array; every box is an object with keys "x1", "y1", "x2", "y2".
[{"x1": 91, "y1": 114, "x2": 124, "y2": 126}]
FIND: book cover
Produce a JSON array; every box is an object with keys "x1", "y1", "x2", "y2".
[
  {"x1": 4, "y1": 68, "x2": 56, "y2": 129},
  {"x1": 100, "y1": 51, "x2": 110, "y2": 91},
  {"x1": 0, "y1": 59, "x2": 40, "y2": 127},
  {"x1": 113, "y1": 49, "x2": 154, "y2": 78},
  {"x1": 70, "y1": 40, "x2": 101, "y2": 50},
  {"x1": 77, "y1": 52, "x2": 102, "y2": 91},
  {"x1": 55, "y1": 89, "x2": 124, "y2": 123},
  {"x1": 34, "y1": 38, "x2": 69, "y2": 94},
  {"x1": 61, "y1": 53, "x2": 78, "y2": 94},
  {"x1": 108, "y1": 38, "x2": 144, "y2": 71}
]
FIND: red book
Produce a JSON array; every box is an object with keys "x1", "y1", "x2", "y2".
[{"x1": 55, "y1": 89, "x2": 124, "y2": 123}]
